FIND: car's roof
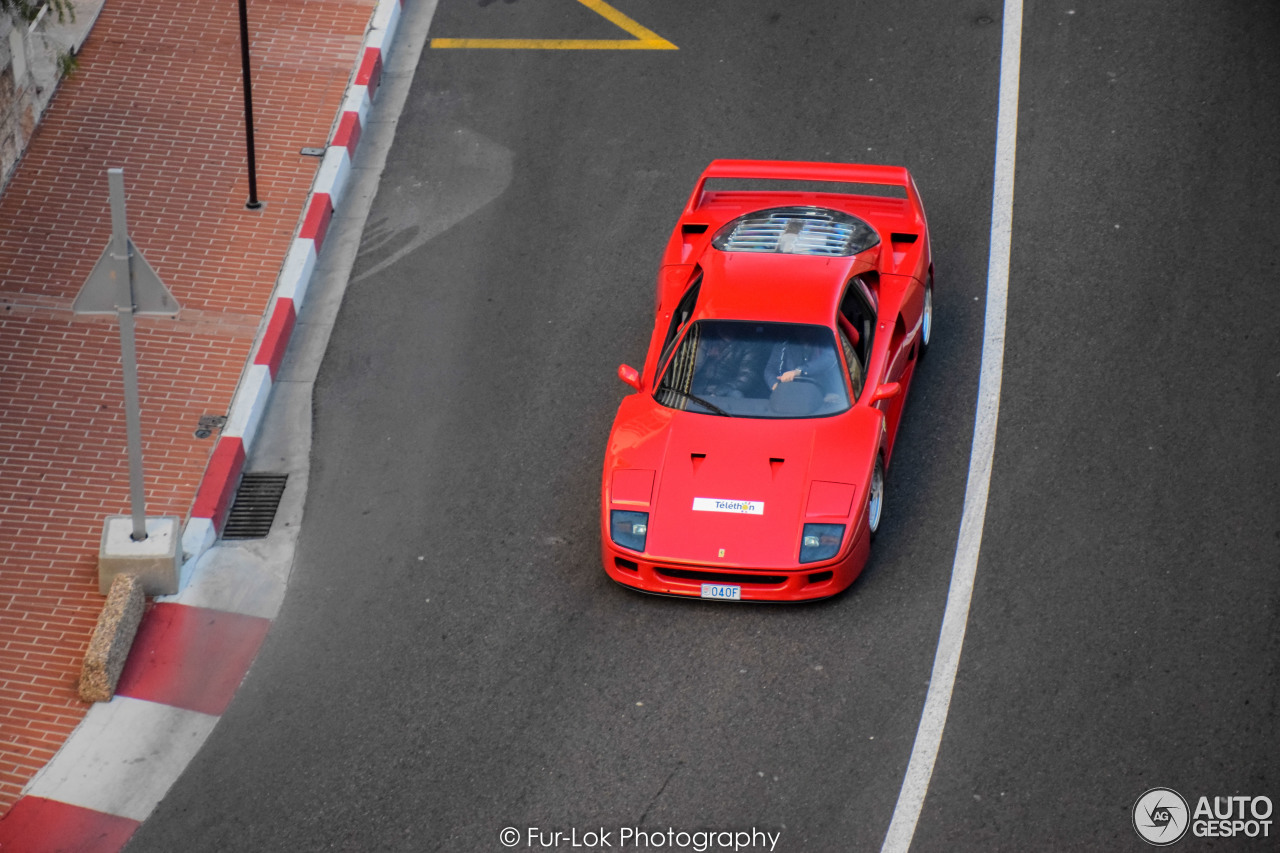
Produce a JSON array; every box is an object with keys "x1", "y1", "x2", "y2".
[{"x1": 689, "y1": 243, "x2": 861, "y2": 327}]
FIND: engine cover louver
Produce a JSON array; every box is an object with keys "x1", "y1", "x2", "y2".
[{"x1": 712, "y1": 206, "x2": 879, "y2": 257}]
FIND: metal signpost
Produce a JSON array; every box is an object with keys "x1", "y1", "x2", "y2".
[
  {"x1": 74, "y1": 169, "x2": 182, "y2": 593},
  {"x1": 74, "y1": 168, "x2": 179, "y2": 537}
]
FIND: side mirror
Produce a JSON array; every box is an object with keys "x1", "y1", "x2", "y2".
[
  {"x1": 870, "y1": 382, "x2": 901, "y2": 402},
  {"x1": 618, "y1": 364, "x2": 642, "y2": 391}
]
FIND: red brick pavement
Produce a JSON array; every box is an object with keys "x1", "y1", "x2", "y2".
[{"x1": 0, "y1": 0, "x2": 375, "y2": 813}]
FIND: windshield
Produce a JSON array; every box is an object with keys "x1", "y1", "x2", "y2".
[{"x1": 656, "y1": 321, "x2": 850, "y2": 418}]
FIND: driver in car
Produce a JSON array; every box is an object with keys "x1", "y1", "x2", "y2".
[{"x1": 765, "y1": 333, "x2": 842, "y2": 402}]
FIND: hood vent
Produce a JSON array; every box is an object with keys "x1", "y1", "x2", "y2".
[{"x1": 712, "y1": 206, "x2": 879, "y2": 256}]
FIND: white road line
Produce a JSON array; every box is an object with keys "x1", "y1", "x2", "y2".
[{"x1": 879, "y1": 1, "x2": 1023, "y2": 850}]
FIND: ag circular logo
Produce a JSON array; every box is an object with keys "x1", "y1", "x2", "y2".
[{"x1": 1134, "y1": 787, "x2": 1190, "y2": 846}]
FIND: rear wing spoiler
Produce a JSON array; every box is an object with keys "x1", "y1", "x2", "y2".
[{"x1": 683, "y1": 159, "x2": 926, "y2": 227}]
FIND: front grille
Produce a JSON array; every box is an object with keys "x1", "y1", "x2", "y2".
[
  {"x1": 654, "y1": 566, "x2": 788, "y2": 586},
  {"x1": 712, "y1": 206, "x2": 877, "y2": 256}
]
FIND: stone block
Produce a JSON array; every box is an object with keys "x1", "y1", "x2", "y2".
[{"x1": 78, "y1": 573, "x2": 146, "y2": 703}]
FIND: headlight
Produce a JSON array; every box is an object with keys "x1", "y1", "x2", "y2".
[
  {"x1": 610, "y1": 510, "x2": 649, "y2": 552},
  {"x1": 800, "y1": 523, "x2": 844, "y2": 563}
]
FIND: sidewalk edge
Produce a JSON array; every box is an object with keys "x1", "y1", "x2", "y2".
[{"x1": 179, "y1": 0, "x2": 402, "y2": 571}]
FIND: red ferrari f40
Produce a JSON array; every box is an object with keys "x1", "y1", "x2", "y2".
[{"x1": 601, "y1": 160, "x2": 933, "y2": 602}]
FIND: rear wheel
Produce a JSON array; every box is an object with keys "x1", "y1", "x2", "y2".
[
  {"x1": 918, "y1": 276, "x2": 934, "y2": 359},
  {"x1": 868, "y1": 456, "x2": 885, "y2": 537}
]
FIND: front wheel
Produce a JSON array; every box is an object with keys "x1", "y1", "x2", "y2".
[{"x1": 868, "y1": 456, "x2": 885, "y2": 537}]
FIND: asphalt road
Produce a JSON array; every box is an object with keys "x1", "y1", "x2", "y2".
[
  {"x1": 912, "y1": 3, "x2": 1280, "y2": 850},
  {"x1": 126, "y1": 1, "x2": 1279, "y2": 851}
]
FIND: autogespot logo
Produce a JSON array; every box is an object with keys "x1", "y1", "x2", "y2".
[{"x1": 1133, "y1": 787, "x2": 1191, "y2": 846}]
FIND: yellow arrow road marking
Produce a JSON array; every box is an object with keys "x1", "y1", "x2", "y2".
[{"x1": 430, "y1": 0, "x2": 677, "y2": 50}]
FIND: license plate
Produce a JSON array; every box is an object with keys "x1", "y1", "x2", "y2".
[{"x1": 700, "y1": 583, "x2": 741, "y2": 601}]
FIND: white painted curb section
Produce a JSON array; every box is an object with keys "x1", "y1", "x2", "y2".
[
  {"x1": 372, "y1": 0, "x2": 400, "y2": 43},
  {"x1": 25, "y1": 698, "x2": 218, "y2": 822},
  {"x1": 275, "y1": 239, "x2": 319, "y2": 305},
  {"x1": 342, "y1": 85, "x2": 372, "y2": 126},
  {"x1": 316, "y1": 146, "x2": 352, "y2": 211},
  {"x1": 222, "y1": 364, "x2": 272, "y2": 454}
]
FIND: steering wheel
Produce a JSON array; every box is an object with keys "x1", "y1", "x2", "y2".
[{"x1": 769, "y1": 375, "x2": 825, "y2": 415}]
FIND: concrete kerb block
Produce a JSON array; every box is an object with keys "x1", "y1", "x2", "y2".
[
  {"x1": 253, "y1": 297, "x2": 298, "y2": 380},
  {"x1": 78, "y1": 574, "x2": 146, "y2": 703},
  {"x1": 342, "y1": 86, "x2": 372, "y2": 128},
  {"x1": 332, "y1": 110, "x2": 362, "y2": 153},
  {"x1": 191, "y1": 437, "x2": 246, "y2": 535},
  {"x1": 300, "y1": 193, "x2": 335, "y2": 250},
  {"x1": 371, "y1": 0, "x2": 401, "y2": 47},
  {"x1": 366, "y1": 25, "x2": 390, "y2": 54},
  {"x1": 356, "y1": 46, "x2": 384, "y2": 96},
  {"x1": 222, "y1": 363, "x2": 273, "y2": 458},
  {"x1": 276, "y1": 238, "x2": 318, "y2": 305},
  {"x1": 315, "y1": 145, "x2": 352, "y2": 211}
]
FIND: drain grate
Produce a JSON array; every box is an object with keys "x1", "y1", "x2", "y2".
[{"x1": 223, "y1": 473, "x2": 289, "y2": 540}]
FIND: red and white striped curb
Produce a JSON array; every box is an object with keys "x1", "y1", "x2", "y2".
[
  {"x1": 181, "y1": 0, "x2": 400, "y2": 575},
  {"x1": 0, "y1": 1, "x2": 402, "y2": 850}
]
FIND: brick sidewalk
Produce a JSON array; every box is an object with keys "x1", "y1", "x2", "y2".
[{"x1": 0, "y1": 0, "x2": 375, "y2": 813}]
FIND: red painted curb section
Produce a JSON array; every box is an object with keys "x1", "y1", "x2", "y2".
[
  {"x1": 333, "y1": 111, "x2": 362, "y2": 152},
  {"x1": 189, "y1": 437, "x2": 245, "y2": 535},
  {"x1": 0, "y1": 796, "x2": 139, "y2": 852},
  {"x1": 299, "y1": 192, "x2": 335, "y2": 251},
  {"x1": 357, "y1": 45, "x2": 383, "y2": 92},
  {"x1": 253, "y1": 298, "x2": 298, "y2": 380},
  {"x1": 114, "y1": 604, "x2": 272, "y2": 717}
]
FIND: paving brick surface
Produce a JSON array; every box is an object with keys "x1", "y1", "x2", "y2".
[{"x1": 0, "y1": 0, "x2": 375, "y2": 813}]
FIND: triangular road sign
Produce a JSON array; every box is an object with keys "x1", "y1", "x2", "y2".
[
  {"x1": 73, "y1": 238, "x2": 179, "y2": 316},
  {"x1": 431, "y1": 0, "x2": 677, "y2": 50}
]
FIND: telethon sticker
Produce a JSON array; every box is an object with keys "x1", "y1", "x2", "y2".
[{"x1": 692, "y1": 497, "x2": 764, "y2": 515}]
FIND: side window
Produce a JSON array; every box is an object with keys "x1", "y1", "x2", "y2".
[
  {"x1": 838, "y1": 327, "x2": 864, "y2": 401},
  {"x1": 839, "y1": 276, "x2": 876, "y2": 368},
  {"x1": 659, "y1": 279, "x2": 701, "y2": 367}
]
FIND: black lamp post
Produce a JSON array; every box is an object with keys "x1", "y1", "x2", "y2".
[{"x1": 237, "y1": 0, "x2": 263, "y2": 210}]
